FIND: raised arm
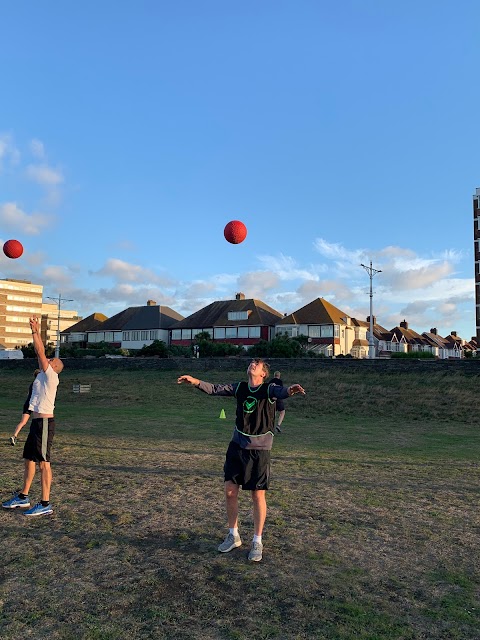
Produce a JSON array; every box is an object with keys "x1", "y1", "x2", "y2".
[{"x1": 29, "y1": 316, "x2": 49, "y2": 372}]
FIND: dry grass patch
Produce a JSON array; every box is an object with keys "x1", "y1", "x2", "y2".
[{"x1": 0, "y1": 366, "x2": 479, "y2": 639}]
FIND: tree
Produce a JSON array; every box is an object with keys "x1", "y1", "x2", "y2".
[{"x1": 137, "y1": 340, "x2": 169, "y2": 358}]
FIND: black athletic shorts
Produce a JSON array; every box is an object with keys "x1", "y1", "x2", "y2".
[
  {"x1": 276, "y1": 399, "x2": 285, "y2": 412},
  {"x1": 23, "y1": 418, "x2": 55, "y2": 462},
  {"x1": 223, "y1": 441, "x2": 271, "y2": 490}
]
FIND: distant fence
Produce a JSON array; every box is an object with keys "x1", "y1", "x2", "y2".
[{"x1": 1, "y1": 356, "x2": 479, "y2": 375}]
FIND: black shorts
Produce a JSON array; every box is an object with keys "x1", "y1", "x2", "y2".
[
  {"x1": 23, "y1": 418, "x2": 55, "y2": 462},
  {"x1": 276, "y1": 399, "x2": 285, "y2": 412},
  {"x1": 223, "y1": 441, "x2": 271, "y2": 490}
]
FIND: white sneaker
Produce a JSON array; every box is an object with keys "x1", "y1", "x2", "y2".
[
  {"x1": 218, "y1": 532, "x2": 242, "y2": 553},
  {"x1": 248, "y1": 541, "x2": 263, "y2": 562}
]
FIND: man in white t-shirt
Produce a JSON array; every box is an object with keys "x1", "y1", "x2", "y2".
[{"x1": 2, "y1": 316, "x2": 64, "y2": 517}]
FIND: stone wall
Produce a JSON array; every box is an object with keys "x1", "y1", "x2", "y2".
[{"x1": 1, "y1": 357, "x2": 479, "y2": 375}]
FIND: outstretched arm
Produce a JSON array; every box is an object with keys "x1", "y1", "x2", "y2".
[
  {"x1": 287, "y1": 384, "x2": 306, "y2": 396},
  {"x1": 178, "y1": 375, "x2": 236, "y2": 396},
  {"x1": 177, "y1": 375, "x2": 200, "y2": 387},
  {"x1": 29, "y1": 316, "x2": 49, "y2": 372}
]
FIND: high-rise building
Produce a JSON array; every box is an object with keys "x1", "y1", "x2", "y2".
[
  {"x1": 41, "y1": 303, "x2": 82, "y2": 351},
  {"x1": 474, "y1": 188, "x2": 480, "y2": 353},
  {"x1": 0, "y1": 279, "x2": 43, "y2": 348}
]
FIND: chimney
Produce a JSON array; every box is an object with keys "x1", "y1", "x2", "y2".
[
  {"x1": 400, "y1": 319, "x2": 408, "y2": 329},
  {"x1": 235, "y1": 292, "x2": 245, "y2": 300},
  {"x1": 430, "y1": 328, "x2": 437, "y2": 335},
  {"x1": 366, "y1": 315, "x2": 376, "y2": 325},
  {"x1": 451, "y1": 331, "x2": 457, "y2": 337},
  {"x1": 147, "y1": 300, "x2": 157, "y2": 306}
]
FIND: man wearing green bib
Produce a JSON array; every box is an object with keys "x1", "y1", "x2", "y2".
[{"x1": 178, "y1": 358, "x2": 305, "y2": 562}]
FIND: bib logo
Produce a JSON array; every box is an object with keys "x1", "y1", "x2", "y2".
[{"x1": 243, "y1": 396, "x2": 257, "y2": 414}]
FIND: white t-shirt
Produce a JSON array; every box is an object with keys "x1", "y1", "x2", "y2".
[{"x1": 28, "y1": 365, "x2": 59, "y2": 414}]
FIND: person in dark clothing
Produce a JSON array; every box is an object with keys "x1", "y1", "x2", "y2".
[
  {"x1": 9, "y1": 368, "x2": 41, "y2": 446},
  {"x1": 269, "y1": 370, "x2": 286, "y2": 433},
  {"x1": 177, "y1": 358, "x2": 305, "y2": 562}
]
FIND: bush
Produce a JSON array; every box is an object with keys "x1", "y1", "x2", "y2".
[
  {"x1": 249, "y1": 335, "x2": 303, "y2": 358},
  {"x1": 22, "y1": 342, "x2": 55, "y2": 358},
  {"x1": 137, "y1": 340, "x2": 168, "y2": 358}
]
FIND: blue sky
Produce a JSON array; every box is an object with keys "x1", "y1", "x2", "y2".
[{"x1": 0, "y1": 1, "x2": 479, "y2": 339}]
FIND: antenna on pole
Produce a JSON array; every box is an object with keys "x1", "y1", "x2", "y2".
[
  {"x1": 360, "y1": 261, "x2": 382, "y2": 359},
  {"x1": 46, "y1": 293, "x2": 74, "y2": 358}
]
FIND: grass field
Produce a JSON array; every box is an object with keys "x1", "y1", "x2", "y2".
[{"x1": 0, "y1": 365, "x2": 479, "y2": 640}]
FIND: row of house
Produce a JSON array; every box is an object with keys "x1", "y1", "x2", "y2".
[{"x1": 60, "y1": 293, "x2": 478, "y2": 359}]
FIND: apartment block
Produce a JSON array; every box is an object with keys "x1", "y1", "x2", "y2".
[
  {"x1": 0, "y1": 279, "x2": 43, "y2": 348},
  {"x1": 474, "y1": 187, "x2": 480, "y2": 353}
]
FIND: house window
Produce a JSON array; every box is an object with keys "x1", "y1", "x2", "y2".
[
  {"x1": 276, "y1": 326, "x2": 298, "y2": 338},
  {"x1": 308, "y1": 326, "x2": 321, "y2": 338},
  {"x1": 237, "y1": 327, "x2": 249, "y2": 338},
  {"x1": 181, "y1": 329, "x2": 192, "y2": 339},
  {"x1": 123, "y1": 332, "x2": 130, "y2": 341},
  {"x1": 141, "y1": 331, "x2": 148, "y2": 341},
  {"x1": 226, "y1": 327, "x2": 237, "y2": 338},
  {"x1": 171, "y1": 330, "x2": 181, "y2": 340},
  {"x1": 228, "y1": 311, "x2": 249, "y2": 320},
  {"x1": 105, "y1": 332, "x2": 114, "y2": 342},
  {"x1": 214, "y1": 328, "x2": 226, "y2": 339},
  {"x1": 334, "y1": 325, "x2": 340, "y2": 337},
  {"x1": 132, "y1": 331, "x2": 140, "y2": 341},
  {"x1": 150, "y1": 330, "x2": 158, "y2": 340},
  {"x1": 248, "y1": 327, "x2": 260, "y2": 338},
  {"x1": 321, "y1": 325, "x2": 334, "y2": 338}
]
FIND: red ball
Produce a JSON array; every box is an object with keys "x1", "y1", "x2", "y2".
[
  {"x1": 224, "y1": 220, "x2": 247, "y2": 244},
  {"x1": 3, "y1": 239, "x2": 24, "y2": 259}
]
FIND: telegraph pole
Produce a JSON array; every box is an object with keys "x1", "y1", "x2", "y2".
[
  {"x1": 360, "y1": 261, "x2": 382, "y2": 359},
  {"x1": 46, "y1": 293, "x2": 74, "y2": 358}
]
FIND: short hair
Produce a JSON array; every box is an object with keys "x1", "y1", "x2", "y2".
[
  {"x1": 258, "y1": 359, "x2": 270, "y2": 378},
  {"x1": 251, "y1": 358, "x2": 270, "y2": 378},
  {"x1": 274, "y1": 371, "x2": 281, "y2": 378}
]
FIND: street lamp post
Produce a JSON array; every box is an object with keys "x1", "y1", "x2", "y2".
[
  {"x1": 360, "y1": 261, "x2": 382, "y2": 359},
  {"x1": 46, "y1": 293, "x2": 74, "y2": 358}
]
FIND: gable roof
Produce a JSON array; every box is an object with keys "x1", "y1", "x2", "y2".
[
  {"x1": 422, "y1": 331, "x2": 449, "y2": 348},
  {"x1": 88, "y1": 305, "x2": 184, "y2": 332},
  {"x1": 391, "y1": 325, "x2": 427, "y2": 346},
  {"x1": 170, "y1": 298, "x2": 282, "y2": 329},
  {"x1": 277, "y1": 298, "x2": 349, "y2": 326},
  {"x1": 61, "y1": 313, "x2": 108, "y2": 334}
]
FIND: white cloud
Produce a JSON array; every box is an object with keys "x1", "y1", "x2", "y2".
[
  {"x1": 258, "y1": 253, "x2": 327, "y2": 281},
  {"x1": 26, "y1": 163, "x2": 64, "y2": 186},
  {"x1": 314, "y1": 238, "x2": 366, "y2": 264},
  {"x1": 0, "y1": 133, "x2": 20, "y2": 169},
  {"x1": 237, "y1": 270, "x2": 280, "y2": 299},
  {"x1": 0, "y1": 202, "x2": 53, "y2": 235},
  {"x1": 384, "y1": 260, "x2": 455, "y2": 290},
  {"x1": 91, "y1": 258, "x2": 174, "y2": 286},
  {"x1": 30, "y1": 139, "x2": 46, "y2": 159},
  {"x1": 42, "y1": 265, "x2": 74, "y2": 287}
]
